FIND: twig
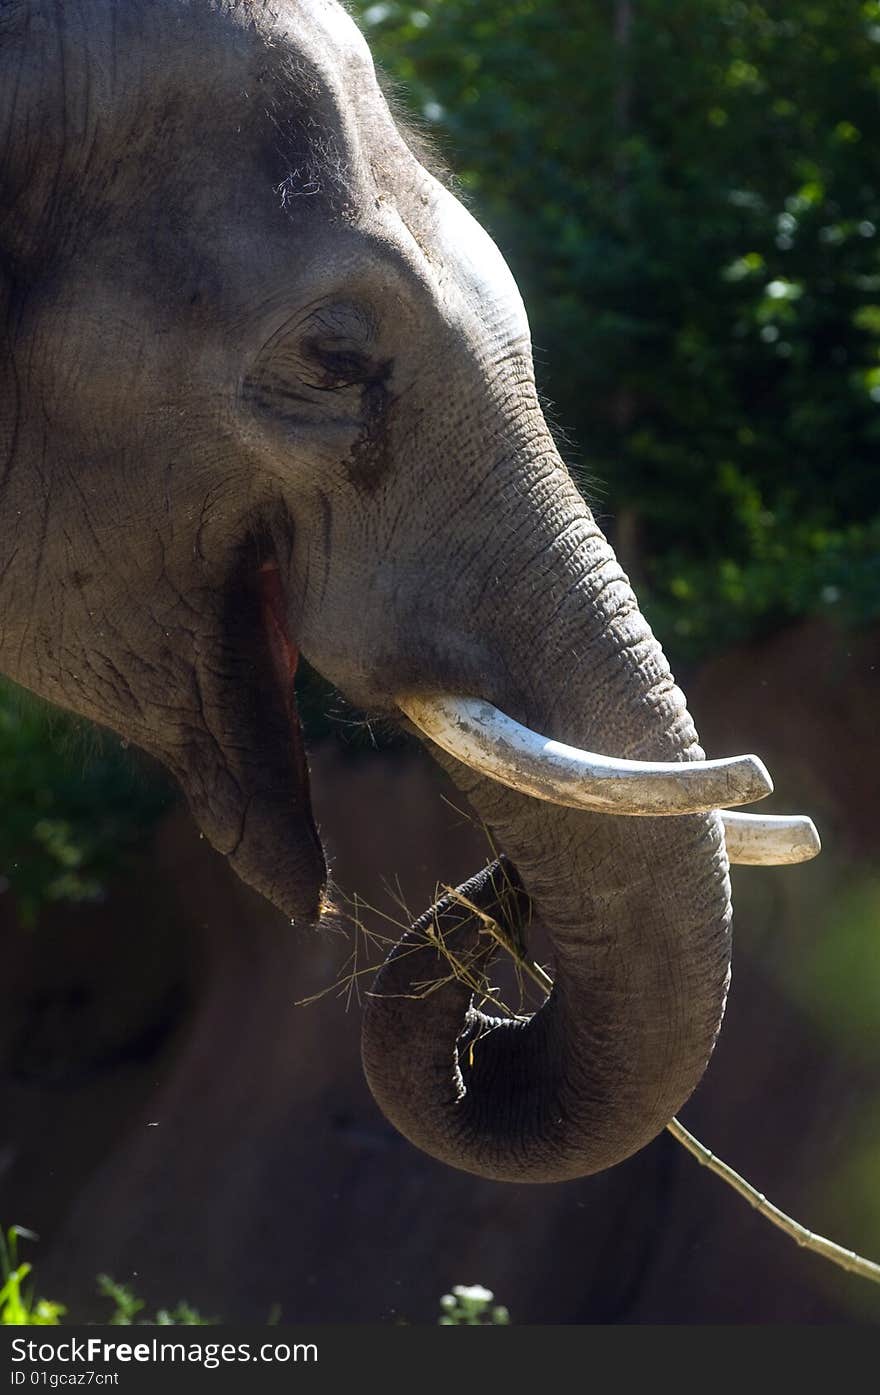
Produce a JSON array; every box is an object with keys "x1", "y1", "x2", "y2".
[{"x1": 665, "y1": 1117, "x2": 880, "y2": 1286}]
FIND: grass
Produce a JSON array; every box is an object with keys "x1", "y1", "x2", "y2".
[
  {"x1": 0, "y1": 1227, "x2": 66, "y2": 1326},
  {"x1": 0, "y1": 1227, "x2": 212, "y2": 1326},
  {"x1": 296, "y1": 822, "x2": 546, "y2": 1024}
]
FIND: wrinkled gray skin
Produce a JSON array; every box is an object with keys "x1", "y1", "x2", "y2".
[{"x1": 0, "y1": 0, "x2": 731, "y2": 1182}]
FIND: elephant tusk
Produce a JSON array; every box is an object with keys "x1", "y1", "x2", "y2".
[
  {"x1": 720, "y1": 810, "x2": 821, "y2": 865},
  {"x1": 398, "y1": 694, "x2": 773, "y2": 816}
]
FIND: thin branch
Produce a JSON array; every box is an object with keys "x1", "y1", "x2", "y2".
[{"x1": 665, "y1": 1117, "x2": 880, "y2": 1286}]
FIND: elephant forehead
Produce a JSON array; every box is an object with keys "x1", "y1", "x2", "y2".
[
  {"x1": 271, "y1": 0, "x2": 380, "y2": 82},
  {"x1": 222, "y1": 2, "x2": 533, "y2": 359},
  {"x1": 263, "y1": 0, "x2": 400, "y2": 162},
  {"x1": 263, "y1": 7, "x2": 527, "y2": 296}
]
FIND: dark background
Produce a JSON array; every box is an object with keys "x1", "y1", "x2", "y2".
[{"x1": 2, "y1": 0, "x2": 879, "y2": 1324}]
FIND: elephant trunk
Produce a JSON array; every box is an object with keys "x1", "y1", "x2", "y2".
[{"x1": 361, "y1": 522, "x2": 732, "y2": 1183}]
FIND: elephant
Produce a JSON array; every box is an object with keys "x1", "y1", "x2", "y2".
[{"x1": 0, "y1": 0, "x2": 817, "y2": 1184}]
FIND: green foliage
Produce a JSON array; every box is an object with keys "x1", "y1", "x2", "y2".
[
  {"x1": 0, "y1": 1227, "x2": 66, "y2": 1326},
  {"x1": 353, "y1": 0, "x2": 880, "y2": 658},
  {"x1": 0, "y1": 1228, "x2": 213, "y2": 1326},
  {"x1": 96, "y1": 1274, "x2": 214, "y2": 1327},
  {"x1": 0, "y1": 682, "x2": 173, "y2": 926},
  {"x1": 438, "y1": 1283, "x2": 510, "y2": 1325}
]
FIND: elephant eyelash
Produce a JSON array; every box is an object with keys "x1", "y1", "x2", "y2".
[
  {"x1": 300, "y1": 337, "x2": 374, "y2": 389},
  {"x1": 244, "y1": 331, "x2": 373, "y2": 415},
  {"x1": 242, "y1": 353, "x2": 372, "y2": 433}
]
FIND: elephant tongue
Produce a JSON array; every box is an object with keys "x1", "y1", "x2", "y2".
[
  {"x1": 259, "y1": 560, "x2": 309, "y2": 792},
  {"x1": 259, "y1": 560, "x2": 299, "y2": 683}
]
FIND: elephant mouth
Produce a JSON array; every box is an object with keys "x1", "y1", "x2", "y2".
[
  {"x1": 255, "y1": 557, "x2": 315, "y2": 843},
  {"x1": 258, "y1": 559, "x2": 303, "y2": 732},
  {"x1": 186, "y1": 545, "x2": 327, "y2": 924}
]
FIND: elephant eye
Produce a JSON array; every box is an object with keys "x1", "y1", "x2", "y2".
[
  {"x1": 299, "y1": 335, "x2": 373, "y2": 389},
  {"x1": 246, "y1": 301, "x2": 378, "y2": 412}
]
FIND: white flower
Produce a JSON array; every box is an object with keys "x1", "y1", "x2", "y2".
[{"x1": 452, "y1": 1284, "x2": 494, "y2": 1303}]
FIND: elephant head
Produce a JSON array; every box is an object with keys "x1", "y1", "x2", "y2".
[{"x1": 0, "y1": 0, "x2": 816, "y2": 1183}]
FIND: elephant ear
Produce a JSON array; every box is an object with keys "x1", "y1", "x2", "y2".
[{"x1": 161, "y1": 555, "x2": 327, "y2": 926}]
